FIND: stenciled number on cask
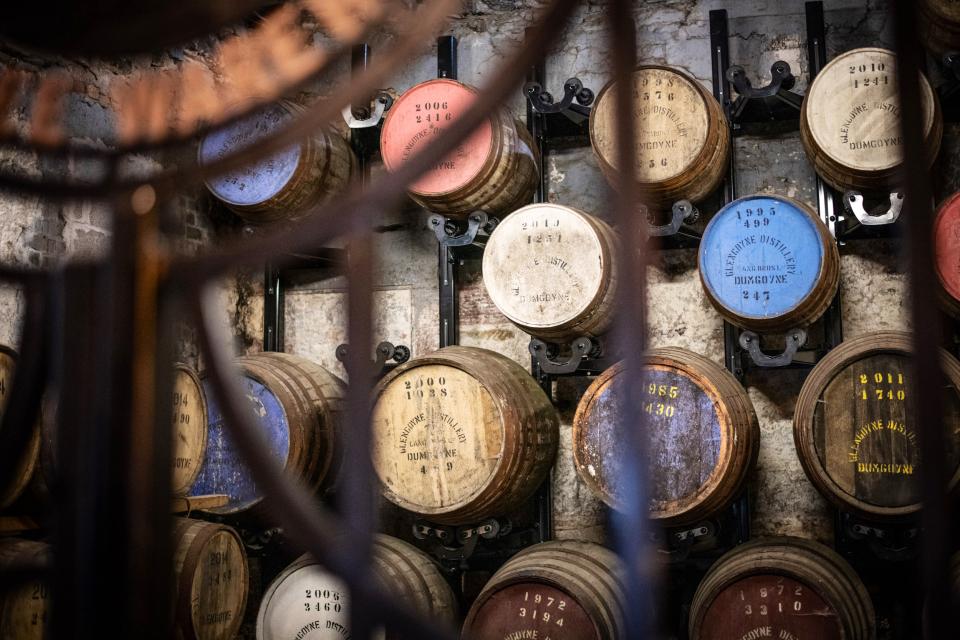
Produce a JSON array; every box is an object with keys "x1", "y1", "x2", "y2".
[
  {"x1": 190, "y1": 531, "x2": 245, "y2": 634},
  {"x1": 171, "y1": 367, "x2": 206, "y2": 494},
  {"x1": 258, "y1": 562, "x2": 363, "y2": 640},
  {"x1": 701, "y1": 575, "x2": 842, "y2": 640},
  {"x1": 464, "y1": 583, "x2": 596, "y2": 640},
  {"x1": 848, "y1": 61, "x2": 889, "y2": 89}
]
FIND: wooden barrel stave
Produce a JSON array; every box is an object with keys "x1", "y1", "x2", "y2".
[
  {"x1": 189, "y1": 353, "x2": 345, "y2": 514},
  {"x1": 689, "y1": 537, "x2": 875, "y2": 640},
  {"x1": 482, "y1": 203, "x2": 619, "y2": 341},
  {"x1": 256, "y1": 534, "x2": 457, "y2": 640},
  {"x1": 379, "y1": 79, "x2": 539, "y2": 218},
  {"x1": 698, "y1": 194, "x2": 840, "y2": 333},
  {"x1": 0, "y1": 345, "x2": 41, "y2": 509},
  {"x1": 0, "y1": 538, "x2": 49, "y2": 640},
  {"x1": 794, "y1": 331, "x2": 960, "y2": 521},
  {"x1": 461, "y1": 540, "x2": 627, "y2": 640},
  {"x1": 800, "y1": 48, "x2": 941, "y2": 194},
  {"x1": 172, "y1": 364, "x2": 209, "y2": 497},
  {"x1": 199, "y1": 101, "x2": 357, "y2": 224},
  {"x1": 918, "y1": 1, "x2": 960, "y2": 56},
  {"x1": 573, "y1": 347, "x2": 759, "y2": 527},
  {"x1": 372, "y1": 346, "x2": 558, "y2": 525},
  {"x1": 590, "y1": 65, "x2": 729, "y2": 210}
]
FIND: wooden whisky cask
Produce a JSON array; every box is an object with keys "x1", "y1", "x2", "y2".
[
  {"x1": 800, "y1": 48, "x2": 941, "y2": 193},
  {"x1": 0, "y1": 345, "x2": 41, "y2": 509},
  {"x1": 919, "y1": 1, "x2": 960, "y2": 55},
  {"x1": 698, "y1": 194, "x2": 840, "y2": 333},
  {"x1": 573, "y1": 347, "x2": 759, "y2": 527},
  {"x1": 189, "y1": 352, "x2": 345, "y2": 514},
  {"x1": 380, "y1": 79, "x2": 539, "y2": 218},
  {"x1": 461, "y1": 540, "x2": 626, "y2": 640},
  {"x1": 934, "y1": 191, "x2": 960, "y2": 318},
  {"x1": 0, "y1": 538, "x2": 49, "y2": 640},
  {"x1": 371, "y1": 346, "x2": 559, "y2": 525},
  {"x1": 590, "y1": 65, "x2": 730, "y2": 210},
  {"x1": 794, "y1": 331, "x2": 960, "y2": 521},
  {"x1": 172, "y1": 364, "x2": 208, "y2": 497},
  {"x1": 481, "y1": 203, "x2": 619, "y2": 341},
  {"x1": 199, "y1": 101, "x2": 357, "y2": 224},
  {"x1": 689, "y1": 537, "x2": 875, "y2": 640},
  {"x1": 173, "y1": 517, "x2": 249, "y2": 640},
  {"x1": 256, "y1": 534, "x2": 457, "y2": 640}
]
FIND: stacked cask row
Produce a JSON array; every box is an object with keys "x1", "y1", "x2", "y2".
[
  {"x1": 0, "y1": 538, "x2": 49, "y2": 640},
  {"x1": 380, "y1": 79, "x2": 539, "y2": 218},
  {"x1": 0, "y1": 345, "x2": 40, "y2": 509},
  {"x1": 934, "y1": 191, "x2": 960, "y2": 318},
  {"x1": 257, "y1": 534, "x2": 457, "y2": 639},
  {"x1": 482, "y1": 203, "x2": 619, "y2": 341},
  {"x1": 590, "y1": 65, "x2": 729, "y2": 210},
  {"x1": 189, "y1": 353, "x2": 345, "y2": 514},
  {"x1": 461, "y1": 541, "x2": 626, "y2": 640},
  {"x1": 371, "y1": 346, "x2": 559, "y2": 525},
  {"x1": 794, "y1": 331, "x2": 960, "y2": 521},
  {"x1": 698, "y1": 194, "x2": 840, "y2": 333},
  {"x1": 919, "y1": 1, "x2": 960, "y2": 55},
  {"x1": 199, "y1": 100, "x2": 357, "y2": 224},
  {"x1": 573, "y1": 347, "x2": 759, "y2": 527},
  {"x1": 689, "y1": 537, "x2": 875, "y2": 640},
  {"x1": 800, "y1": 48, "x2": 941, "y2": 194}
]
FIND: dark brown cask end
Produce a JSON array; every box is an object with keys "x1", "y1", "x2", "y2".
[
  {"x1": 689, "y1": 537, "x2": 875, "y2": 640},
  {"x1": 573, "y1": 347, "x2": 759, "y2": 527},
  {"x1": 0, "y1": 345, "x2": 41, "y2": 509},
  {"x1": 0, "y1": 538, "x2": 49, "y2": 640},
  {"x1": 199, "y1": 101, "x2": 357, "y2": 224},
  {"x1": 482, "y1": 203, "x2": 619, "y2": 341},
  {"x1": 590, "y1": 65, "x2": 729, "y2": 211},
  {"x1": 794, "y1": 331, "x2": 960, "y2": 521},
  {"x1": 461, "y1": 540, "x2": 626, "y2": 640},
  {"x1": 800, "y1": 48, "x2": 941, "y2": 194},
  {"x1": 371, "y1": 346, "x2": 559, "y2": 525},
  {"x1": 380, "y1": 79, "x2": 539, "y2": 218},
  {"x1": 189, "y1": 352, "x2": 345, "y2": 514},
  {"x1": 256, "y1": 534, "x2": 458, "y2": 640},
  {"x1": 172, "y1": 517, "x2": 249, "y2": 640},
  {"x1": 171, "y1": 363, "x2": 208, "y2": 497}
]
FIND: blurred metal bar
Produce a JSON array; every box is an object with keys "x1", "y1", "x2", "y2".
[{"x1": 888, "y1": 0, "x2": 953, "y2": 635}]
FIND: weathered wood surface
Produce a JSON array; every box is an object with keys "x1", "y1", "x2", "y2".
[
  {"x1": 0, "y1": 346, "x2": 40, "y2": 509},
  {"x1": 689, "y1": 537, "x2": 875, "y2": 640},
  {"x1": 0, "y1": 538, "x2": 49, "y2": 640},
  {"x1": 590, "y1": 65, "x2": 729, "y2": 210},
  {"x1": 199, "y1": 101, "x2": 356, "y2": 224},
  {"x1": 462, "y1": 540, "x2": 626, "y2": 640},
  {"x1": 794, "y1": 331, "x2": 960, "y2": 520},
  {"x1": 482, "y1": 203, "x2": 618, "y2": 341},
  {"x1": 380, "y1": 79, "x2": 539, "y2": 218},
  {"x1": 189, "y1": 353, "x2": 345, "y2": 514},
  {"x1": 172, "y1": 517, "x2": 248, "y2": 640},
  {"x1": 172, "y1": 364, "x2": 208, "y2": 497},
  {"x1": 698, "y1": 194, "x2": 839, "y2": 333},
  {"x1": 919, "y1": 1, "x2": 960, "y2": 55},
  {"x1": 371, "y1": 346, "x2": 558, "y2": 524},
  {"x1": 573, "y1": 347, "x2": 758, "y2": 527},
  {"x1": 256, "y1": 534, "x2": 457, "y2": 640},
  {"x1": 800, "y1": 48, "x2": 941, "y2": 193}
]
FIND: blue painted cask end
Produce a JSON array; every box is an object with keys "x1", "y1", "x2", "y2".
[
  {"x1": 190, "y1": 377, "x2": 291, "y2": 513},
  {"x1": 699, "y1": 195, "x2": 827, "y2": 328}
]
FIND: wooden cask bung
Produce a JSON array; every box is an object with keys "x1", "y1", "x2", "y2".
[
  {"x1": 689, "y1": 537, "x2": 875, "y2": 640},
  {"x1": 380, "y1": 79, "x2": 539, "y2": 218},
  {"x1": 0, "y1": 345, "x2": 41, "y2": 509},
  {"x1": 794, "y1": 331, "x2": 960, "y2": 521},
  {"x1": 482, "y1": 203, "x2": 619, "y2": 341},
  {"x1": 461, "y1": 540, "x2": 626, "y2": 640},
  {"x1": 800, "y1": 48, "x2": 941, "y2": 194},
  {"x1": 590, "y1": 65, "x2": 729, "y2": 211},
  {"x1": 934, "y1": 191, "x2": 960, "y2": 317},
  {"x1": 0, "y1": 538, "x2": 49, "y2": 640},
  {"x1": 256, "y1": 534, "x2": 457, "y2": 640},
  {"x1": 173, "y1": 517, "x2": 249, "y2": 640},
  {"x1": 919, "y1": 1, "x2": 960, "y2": 55},
  {"x1": 199, "y1": 101, "x2": 357, "y2": 224},
  {"x1": 573, "y1": 347, "x2": 759, "y2": 527},
  {"x1": 371, "y1": 346, "x2": 558, "y2": 525},
  {"x1": 172, "y1": 364, "x2": 208, "y2": 496},
  {"x1": 189, "y1": 352, "x2": 345, "y2": 514},
  {"x1": 698, "y1": 194, "x2": 840, "y2": 333}
]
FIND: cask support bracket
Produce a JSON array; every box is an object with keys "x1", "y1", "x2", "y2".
[
  {"x1": 647, "y1": 199, "x2": 701, "y2": 242},
  {"x1": 725, "y1": 62, "x2": 804, "y2": 128},
  {"x1": 335, "y1": 341, "x2": 410, "y2": 376},
  {"x1": 428, "y1": 212, "x2": 497, "y2": 248},
  {"x1": 528, "y1": 336, "x2": 611, "y2": 378},
  {"x1": 842, "y1": 190, "x2": 904, "y2": 228},
  {"x1": 655, "y1": 492, "x2": 751, "y2": 563},
  {"x1": 738, "y1": 328, "x2": 808, "y2": 368},
  {"x1": 523, "y1": 77, "x2": 594, "y2": 127}
]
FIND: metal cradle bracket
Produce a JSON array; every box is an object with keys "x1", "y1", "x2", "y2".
[
  {"x1": 341, "y1": 91, "x2": 393, "y2": 128},
  {"x1": 529, "y1": 336, "x2": 602, "y2": 375},
  {"x1": 726, "y1": 61, "x2": 803, "y2": 121},
  {"x1": 739, "y1": 328, "x2": 807, "y2": 368},
  {"x1": 647, "y1": 200, "x2": 698, "y2": 237},
  {"x1": 429, "y1": 211, "x2": 496, "y2": 247},
  {"x1": 523, "y1": 77, "x2": 594, "y2": 123},
  {"x1": 843, "y1": 190, "x2": 903, "y2": 226},
  {"x1": 335, "y1": 341, "x2": 410, "y2": 371}
]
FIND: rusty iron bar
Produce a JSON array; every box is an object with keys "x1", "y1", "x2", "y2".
[
  {"x1": 0, "y1": 0, "x2": 464, "y2": 200},
  {"x1": 606, "y1": 0, "x2": 656, "y2": 638},
  {"x1": 889, "y1": 0, "x2": 954, "y2": 634}
]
